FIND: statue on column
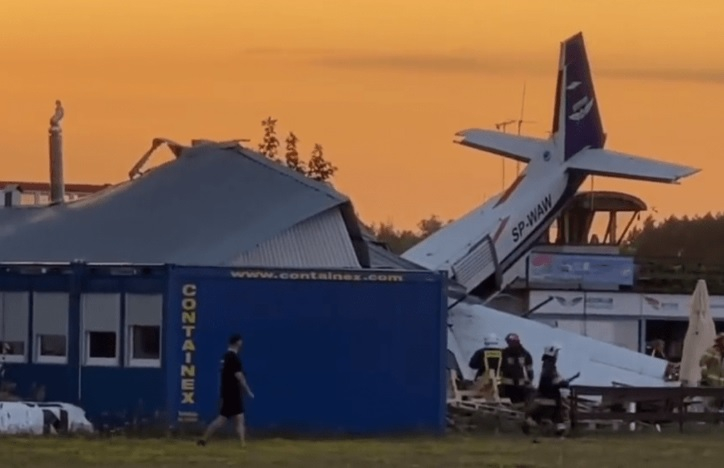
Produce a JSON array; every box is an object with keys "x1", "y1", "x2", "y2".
[{"x1": 50, "y1": 100, "x2": 64, "y2": 129}]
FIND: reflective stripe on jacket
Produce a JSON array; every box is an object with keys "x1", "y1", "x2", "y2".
[
  {"x1": 500, "y1": 347, "x2": 534, "y2": 386},
  {"x1": 469, "y1": 348, "x2": 502, "y2": 379}
]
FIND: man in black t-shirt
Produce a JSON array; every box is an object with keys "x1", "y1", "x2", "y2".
[{"x1": 197, "y1": 334, "x2": 254, "y2": 447}]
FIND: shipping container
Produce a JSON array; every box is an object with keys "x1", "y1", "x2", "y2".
[{"x1": 0, "y1": 263, "x2": 447, "y2": 435}]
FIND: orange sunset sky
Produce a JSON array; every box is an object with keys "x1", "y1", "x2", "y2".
[{"x1": 2, "y1": 0, "x2": 723, "y2": 230}]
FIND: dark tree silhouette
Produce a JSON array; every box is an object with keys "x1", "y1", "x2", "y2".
[
  {"x1": 258, "y1": 117, "x2": 280, "y2": 161},
  {"x1": 257, "y1": 118, "x2": 337, "y2": 182},
  {"x1": 371, "y1": 212, "x2": 724, "y2": 262},
  {"x1": 367, "y1": 215, "x2": 452, "y2": 255},
  {"x1": 306, "y1": 144, "x2": 337, "y2": 182},
  {"x1": 284, "y1": 132, "x2": 306, "y2": 175},
  {"x1": 625, "y1": 212, "x2": 724, "y2": 264},
  {"x1": 417, "y1": 215, "x2": 450, "y2": 238}
]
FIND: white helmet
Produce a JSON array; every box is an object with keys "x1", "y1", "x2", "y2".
[
  {"x1": 483, "y1": 333, "x2": 500, "y2": 347},
  {"x1": 543, "y1": 343, "x2": 563, "y2": 358}
]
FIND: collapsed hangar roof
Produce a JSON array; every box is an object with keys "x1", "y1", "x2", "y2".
[
  {"x1": 359, "y1": 226, "x2": 430, "y2": 271},
  {"x1": 0, "y1": 143, "x2": 369, "y2": 266}
]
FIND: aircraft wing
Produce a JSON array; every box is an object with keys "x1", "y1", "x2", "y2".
[
  {"x1": 450, "y1": 301, "x2": 671, "y2": 388},
  {"x1": 454, "y1": 129, "x2": 550, "y2": 163},
  {"x1": 566, "y1": 148, "x2": 701, "y2": 184}
]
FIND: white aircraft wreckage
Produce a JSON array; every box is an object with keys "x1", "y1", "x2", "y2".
[
  {"x1": 0, "y1": 401, "x2": 93, "y2": 435},
  {"x1": 404, "y1": 32, "x2": 700, "y2": 386}
]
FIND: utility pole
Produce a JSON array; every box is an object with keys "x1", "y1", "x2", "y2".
[
  {"x1": 494, "y1": 119, "x2": 516, "y2": 191},
  {"x1": 515, "y1": 82, "x2": 536, "y2": 176}
]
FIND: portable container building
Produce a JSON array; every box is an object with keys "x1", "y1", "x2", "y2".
[{"x1": 0, "y1": 263, "x2": 447, "y2": 435}]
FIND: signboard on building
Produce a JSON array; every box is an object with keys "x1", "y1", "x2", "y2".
[
  {"x1": 641, "y1": 294, "x2": 724, "y2": 318},
  {"x1": 527, "y1": 253, "x2": 634, "y2": 287},
  {"x1": 529, "y1": 290, "x2": 724, "y2": 319},
  {"x1": 529, "y1": 290, "x2": 642, "y2": 316}
]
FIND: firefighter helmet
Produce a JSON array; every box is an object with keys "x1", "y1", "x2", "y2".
[
  {"x1": 483, "y1": 333, "x2": 500, "y2": 347},
  {"x1": 505, "y1": 333, "x2": 520, "y2": 344},
  {"x1": 543, "y1": 343, "x2": 563, "y2": 358}
]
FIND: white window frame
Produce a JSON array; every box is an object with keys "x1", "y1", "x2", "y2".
[
  {"x1": 81, "y1": 293, "x2": 120, "y2": 367},
  {"x1": 125, "y1": 294, "x2": 162, "y2": 368},
  {"x1": 35, "y1": 334, "x2": 68, "y2": 364},
  {"x1": 0, "y1": 292, "x2": 30, "y2": 364},
  {"x1": 0, "y1": 347, "x2": 26, "y2": 363},
  {"x1": 33, "y1": 292, "x2": 69, "y2": 365},
  {"x1": 127, "y1": 325, "x2": 162, "y2": 368},
  {"x1": 84, "y1": 331, "x2": 119, "y2": 367}
]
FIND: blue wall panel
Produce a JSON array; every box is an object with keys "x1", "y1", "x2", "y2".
[
  {"x1": 80, "y1": 368, "x2": 166, "y2": 425},
  {"x1": 6, "y1": 364, "x2": 75, "y2": 402},
  {"x1": 165, "y1": 266, "x2": 447, "y2": 436}
]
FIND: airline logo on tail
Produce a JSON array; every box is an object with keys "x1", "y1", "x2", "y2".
[
  {"x1": 569, "y1": 96, "x2": 595, "y2": 121},
  {"x1": 566, "y1": 80, "x2": 595, "y2": 122}
]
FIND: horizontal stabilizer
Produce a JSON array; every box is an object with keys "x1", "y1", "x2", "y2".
[
  {"x1": 454, "y1": 129, "x2": 549, "y2": 163},
  {"x1": 566, "y1": 148, "x2": 700, "y2": 184}
]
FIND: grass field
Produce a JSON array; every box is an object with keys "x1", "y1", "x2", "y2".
[{"x1": 1, "y1": 433, "x2": 722, "y2": 467}]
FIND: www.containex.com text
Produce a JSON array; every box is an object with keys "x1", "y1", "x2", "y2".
[{"x1": 230, "y1": 270, "x2": 405, "y2": 282}]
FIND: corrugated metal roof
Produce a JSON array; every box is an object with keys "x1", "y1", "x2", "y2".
[
  {"x1": 359, "y1": 224, "x2": 422, "y2": 270},
  {"x1": 0, "y1": 207, "x2": 42, "y2": 233},
  {"x1": 360, "y1": 226, "x2": 470, "y2": 299},
  {"x1": 232, "y1": 207, "x2": 360, "y2": 267},
  {"x1": 0, "y1": 144, "x2": 367, "y2": 265},
  {"x1": 367, "y1": 242, "x2": 426, "y2": 270}
]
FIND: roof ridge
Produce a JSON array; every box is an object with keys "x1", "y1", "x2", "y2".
[{"x1": 229, "y1": 146, "x2": 347, "y2": 202}]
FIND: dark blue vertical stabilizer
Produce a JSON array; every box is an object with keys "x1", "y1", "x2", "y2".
[{"x1": 557, "y1": 33, "x2": 605, "y2": 161}]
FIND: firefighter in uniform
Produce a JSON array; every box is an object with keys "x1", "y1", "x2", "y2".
[
  {"x1": 469, "y1": 334, "x2": 503, "y2": 398},
  {"x1": 468, "y1": 333, "x2": 503, "y2": 379},
  {"x1": 523, "y1": 343, "x2": 579, "y2": 437},
  {"x1": 699, "y1": 333, "x2": 724, "y2": 411},
  {"x1": 500, "y1": 333, "x2": 534, "y2": 404}
]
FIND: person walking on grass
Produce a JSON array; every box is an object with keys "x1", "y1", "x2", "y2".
[{"x1": 197, "y1": 333, "x2": 254, "y2": 447}]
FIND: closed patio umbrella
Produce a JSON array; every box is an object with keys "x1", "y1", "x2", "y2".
[{"x1": 679, "y1": 279, "x2": 717, "y2": 386}]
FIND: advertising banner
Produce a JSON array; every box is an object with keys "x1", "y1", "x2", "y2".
[{"x1": 528, "y1": 253, "x2": 634, "y2": 287}]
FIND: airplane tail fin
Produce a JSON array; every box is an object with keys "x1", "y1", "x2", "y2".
[
  {"x1": 454, "y1": 32, "x2": 606, "y2": 166},
  {"x1": 552, "y1": 32, "x2": 605, "y2": 161},
  {"x1": 556, "y1": 33, "x2": 699, "y2": 183},
  {"x1": 454, "y1": 32, "x2": 699, "y2": 184}
]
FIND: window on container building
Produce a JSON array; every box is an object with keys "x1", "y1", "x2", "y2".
[
  {"x1": 33, "y1": 292, "x2": 69, "y2": 364},
  {"x1": 0, "y1": 292, "x2": 30, "y2": 363},
  {"x1": 81, "y1": 293, "x2": 121, "y2": 367},
  {"x1": 125, "y1": 293, "x2": 162, "y2": 367}
]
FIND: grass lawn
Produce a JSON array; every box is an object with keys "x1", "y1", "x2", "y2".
[{"x1": 0, "y1": 433, "x2": 721, "y2": 467}]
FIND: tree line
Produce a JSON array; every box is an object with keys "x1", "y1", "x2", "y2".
[
  {"x1": 255, "y1": 117, "x2": 723, "y2": 262},
  {"x1": 366, "y1": 212, "x2": 724, "y2": 261},
  {"x1": 624, "y1": 213, "x2": 724, "y2": 265},
  {"x1": 364, "y1": 216, "x2": 453, "y2": 254}
]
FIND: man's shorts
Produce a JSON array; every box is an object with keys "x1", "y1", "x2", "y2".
[{"x1": 219, "y1": 394, "x2": 244, "y2": 418}]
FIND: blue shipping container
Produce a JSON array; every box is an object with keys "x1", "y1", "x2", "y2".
[
  {"x1": 0, "y1": 264, "x2": 448, "y2": 436},
  {"x1": 165, "y1": 266, "x2": 448, "y2": 436}
]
